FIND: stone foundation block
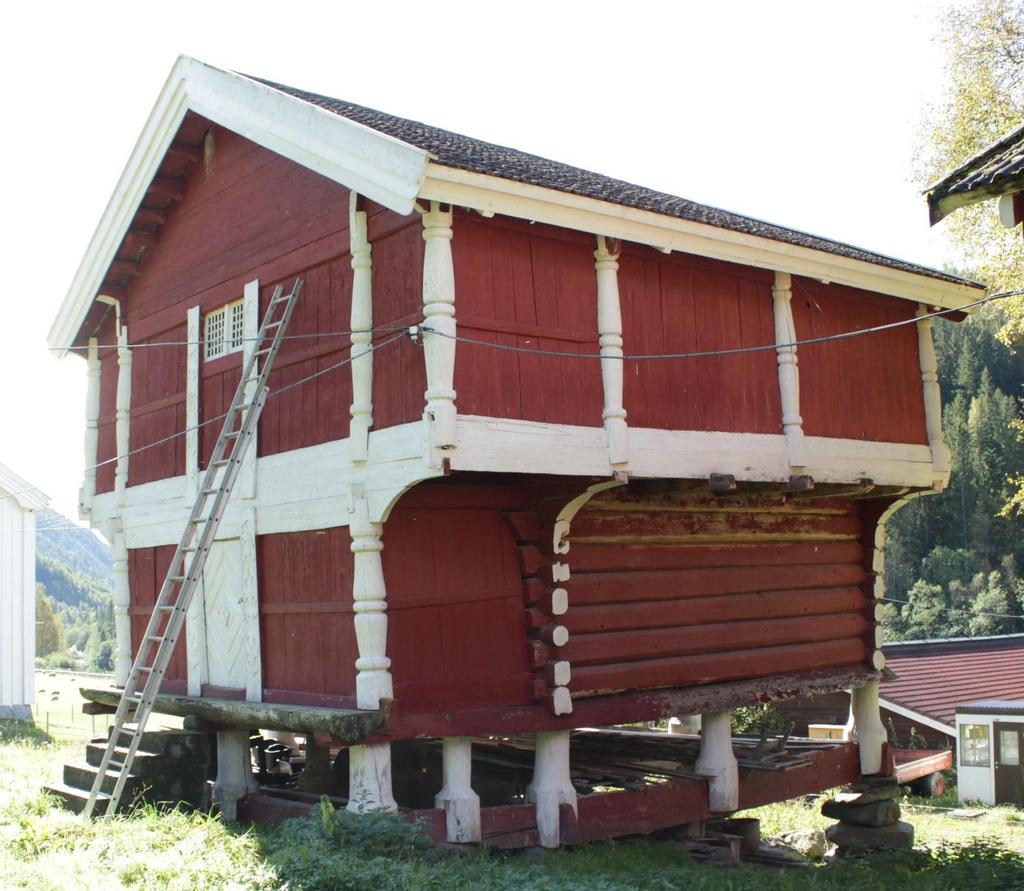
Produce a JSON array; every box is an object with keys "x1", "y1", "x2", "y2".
[{"x1": 825, "y1": 819, "x2": 914, "y2": 852}]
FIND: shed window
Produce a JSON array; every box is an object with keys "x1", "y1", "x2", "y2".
[
  {"x1": 960, "y1": 723, "x2": 991, "y2": 767},
  {"x1": 1000, "y1": 730, "x2": 1020, "y2": 766},
  {"x1": 204, "y1": 300, "x2": 245, "y2": 360}
]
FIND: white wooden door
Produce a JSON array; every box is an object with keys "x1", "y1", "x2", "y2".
[{"x1": 203, "y1": 539, "x2": 249, "y2": 690}]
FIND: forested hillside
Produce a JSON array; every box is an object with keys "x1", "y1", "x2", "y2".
[
  {"x1": 883, "y1": 306, "x2": 1024, "y2": 640},
  {"x1": 34, "y1": 508, "x2": 115, "y2": 671}
]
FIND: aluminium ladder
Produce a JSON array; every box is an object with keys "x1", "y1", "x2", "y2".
[{"x1": 82, "y1": 277, "x2": 303, "y2": 819}]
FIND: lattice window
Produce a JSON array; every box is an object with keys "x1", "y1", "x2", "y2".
[{"x1": 204, "y1": 300, "x2": 245, "y2": 361}]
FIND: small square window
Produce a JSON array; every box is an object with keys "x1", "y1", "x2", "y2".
[
  {"x1": 960, "y1": 723, "x2": 991, "y2": 767},
  {"x1": 204, "y1": 300, "x2": 245, "y2": 361}
]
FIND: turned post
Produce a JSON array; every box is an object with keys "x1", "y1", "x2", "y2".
[
  {"x1": 114, "y1": 326, "x2": 132, "y2": 503},
  {"x1": 527, "y1": 730, "x2": 577, "y2": 848},
  {"x1": 594, "y1": 235, "x2": 628, "y2": 467},
  {"x1": 695, "y1": 710, "x2": 739, "y2": 812},
  {"x1": 435, "y1": 737, "x2": 481, "y2": 843},
  {"x1": 110, "y1": 520, "x2": 132, "y2": 686},
  {"x1": 846, "y1": 682, "x2": 888, "y2": 775},
  {"x1": 349, "y1": 192, "x2": 374, "y2": 462},
  {"x1": 420, "y1": 201, "x2": 457, "y2": 451},
  {"x1": 772, "y1": 271, "x2": 807, "y2": 469},
  {"x1": 80, "y1": 337, "x2": 100, "y2": 518},
  {"x1": 916, "y1": 305, "x2": 951, "y2": 489},
  {"x1": 347, "y1": 488, "x2": 396, "y2": 813}
]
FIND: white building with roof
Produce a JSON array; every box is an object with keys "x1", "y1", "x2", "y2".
[
  {"x1": 0, "y1": 462, "x2": 49, "y2": 719},
  {"x1": 956, "y1": 700, "x2": 1024, "y2": 806}
]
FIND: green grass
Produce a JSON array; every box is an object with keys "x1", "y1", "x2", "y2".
[{"x1": 2, "y1": 724, "x2": 1022, "y2": 890}]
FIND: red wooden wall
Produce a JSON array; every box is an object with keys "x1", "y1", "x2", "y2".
[
  {"x1": 97, "y1": 117, "x2": 424, "y2": 488},
  {"x1": 127, "y1": 545, "x2": 188, "y2": 691},
  {"x1": 561, "y1": 489, "x2": 871, "y2": 697},
  {"x1": 382, "y1": 482, "x2": 536, "y2": 713},
  {"x1": 793, "y1": 277, "x2": 928, "y2": 444},
  {"x1": 257, "y1": 527, "x2": 358, "y2": 707}
]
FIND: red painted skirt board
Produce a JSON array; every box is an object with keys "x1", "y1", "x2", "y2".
[
  {"x1": 792, "y1": 277, "x2": 928, "y2": 444},
  {"x1": 257, "y1": 528, "x2": 359, "y2": 707},
  {"x1": 127, "y1": 545, "x2": 187, "y2": 692}
]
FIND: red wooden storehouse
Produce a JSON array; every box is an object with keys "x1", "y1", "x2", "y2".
[{"x1": 49, "y1": 57, "x2": 983, "y2": 844}]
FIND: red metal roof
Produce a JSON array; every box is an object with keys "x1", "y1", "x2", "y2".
[{"x1": 882, "y1": 635, "x2": 1024, "y2": 728}]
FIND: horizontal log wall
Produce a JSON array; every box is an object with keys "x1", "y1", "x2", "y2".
[
  {"x1": 564, "y1": 489, "x2": 872, "y2": 697},
  {"x1": 127, "y1": 544, "x2": 187, "y2": 691}
]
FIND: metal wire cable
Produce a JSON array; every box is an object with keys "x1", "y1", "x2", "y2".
[{"x1": 882, "y1": 596, "x2": 1024, "y2": 621}]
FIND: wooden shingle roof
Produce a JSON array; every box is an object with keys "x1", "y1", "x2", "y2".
[{"x1": 926, "y1": 122, "x2": 1024, "y2": 223}]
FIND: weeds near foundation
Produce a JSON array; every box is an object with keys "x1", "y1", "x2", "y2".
[{"x1": 2, "y1": 737, "x2": 1023, "y2": 890}]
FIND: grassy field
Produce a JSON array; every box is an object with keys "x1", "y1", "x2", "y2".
[{"x1": 2, "y1": 717, "x2": 1022, "y2": 891}]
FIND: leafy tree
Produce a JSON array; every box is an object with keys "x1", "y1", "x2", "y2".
[{"x1": 34, "y1": 585, "x2": 64, "y2": 657}]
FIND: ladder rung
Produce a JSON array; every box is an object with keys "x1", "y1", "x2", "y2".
[
  {"x1": 156, "y1": 604, "x2": 177, "y2": 612},
  {"x1": 263, "y1": 321, "x2": 283, "y2": 330},
  {"x1": 270, "y1": 293, "x2": 290, "y2": 305},
  {"x1": 146, "y1": 635, "x2": 164, "y2": 643}
]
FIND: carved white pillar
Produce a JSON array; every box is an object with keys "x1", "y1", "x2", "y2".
[
  {"x1": 846, "y1": 682, "x2": 888, "y2": 776},
  {"x1": 111, "y1": 520, "x2": 132, "y2": 686},
  {"x1": 420, "y1": 201, "x2": 457, "y2": 451},
  {"x1": 185, "y1": 306, "x2": 200, "y2": 501},
  {"x1": 526, "y1": 730, "x2": 577, "y2": 848},
  {"x1": 435, "y1": 737, "x2": 481, "y2": 843},
  {"x1": 695, "y1": 710, "x2": 738, "y2": 812},
  {"x1": 347, "y1": 742, "x2": 398, "y2": 814},
  {"x1": 80, "y1": 337, "x2": 101, "y2": 519},
  {"x1": 772, "y1": 272, "x2": 807, "y2": 469},
  {"x1": 350, "y1": 192, "x2": 374, "y2": 463},
  {"x1": 115, "y1": 326, "x2": 132, "y2": 504},
  {"x1": 213, "y1": 728, "x2": 253, "y2": 821},
  {"x1": 916, "y1": 305, "x2": 951, "y2": 489},
  {"x1": 595, "y1": 236, "x2": 628, "y2": 467},
  {"x1": 349, "y1": 490, "x2": 393, "y2": 708},
  {"x1": 238, "y1": 280, "x2": 259, "y2": 499}
]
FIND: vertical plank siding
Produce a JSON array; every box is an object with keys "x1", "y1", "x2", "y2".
[
  {"x1": 257, "y1": 528, "x2": 359, "y2": 706},
  {"x1": 792, "y1": 277, "x2": 928, "y2": 444},
  {"x1": 129, "y1": 323, "x2": 187, "y2": 485},
  {"x1": 382, "y1": 482, "x2": 537, "y2": 713},
  {"x1": 127, "y1": 545, "x2": 188, "y2": 691}
]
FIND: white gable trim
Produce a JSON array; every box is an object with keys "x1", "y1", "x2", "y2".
[
  {"x1": 48, "y1": 56, "x2": 430, "y2": 356},
  {"x1": 0, "y1": 462, "x2": 49, "y2": 512},
  {"x1": 878, "y1": 696, "x2": 956, "y2": 738},
  {"x1": 419, "y1": 163, "x2": 984, "y2": 311}
]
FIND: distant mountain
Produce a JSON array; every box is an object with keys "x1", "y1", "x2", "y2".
[
  {"x1": 35, "y1": 508, "x2": 113, "y2": 608},
  {"x1": 35, "y1": 508, "x2": 112, "y2": 587}
]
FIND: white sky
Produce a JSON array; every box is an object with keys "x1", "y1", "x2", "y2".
[{"x1": 0, "y1": 0, "x2": 960, "y2": 521}]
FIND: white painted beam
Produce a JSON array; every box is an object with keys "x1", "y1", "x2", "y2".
[
  {"x1": 115, "y1": 327, "x2": 132, "y2": 504},
  {"x1": 916, "y1": 305, "x2": 951, "y2": 490},
  {"x1": 695, "y1": 710, "x2": 738, "y2": 812},
  {"x1": 185, "y1": 306, "x2": 200, "y2": 501},
  {"x1": 527, "y1": 731, "x2": 577, "y2": 848},
  {"x1": 79, "y1": 338, "x2": 101, "y2": 520},
  {"x1": 434, "y1": 737, "x2": 481, "y2": 843},
  {"x1": 111, "y1": 519, "x2": 132, "y2": 686},
  {"x1": 846, "y1": 682, "x2": 888, "y2": 776}
]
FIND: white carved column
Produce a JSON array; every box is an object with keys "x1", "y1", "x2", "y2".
[
  {"x1": 695, "y1": 710, "x2": 738, "y2": 812},
  {"x1": 115, "y1": 326, "x2": 132, "y2": 504},
  {"x1": 79, "y1": 337, "x2": 101, "y2": 519},
  {"x1": 111, "y1": 519, "x2": 132, "y2": 686},
  {"x1": 916, "y1": 305, "x2": 951, "y2": 489},
  {"x1": 526, "y1": 730, "x2": 577, "y2": 848},
  {"x1": 434, "y1": 736, "x2": 481, "y2": 843},
  {"x1": 185, "y1": 306, "x2": 200, "y2": 501},
  {"x1": 347, "y1": 488, "x2": 396, "y2": 813},
  {"x1": 772, "y1": 272, "x2": 807, "y2": 469},
  {"x1": 350, "y1": 192, "x2": 374, "y2": 463},
  {"x1": 238, "y1": 280, "x2": 259, "y2": 499},
  {"x1": 845, "y1": 682, "x2": 888, "y2": 776},
  {"x1": 594, "y1": 236, "x2": 628, "y2": 467},
  {"x1": 420, "y1": 201, "x2": 457, "y2": 451}
]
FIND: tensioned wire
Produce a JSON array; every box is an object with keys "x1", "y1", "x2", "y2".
[{"x1": 7, "y1": 286, "x2": 1021, "y2": 508}]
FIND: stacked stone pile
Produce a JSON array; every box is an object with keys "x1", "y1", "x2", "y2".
[{"x1": 822, "y1": 777, "x2": 913, "y2": 853}]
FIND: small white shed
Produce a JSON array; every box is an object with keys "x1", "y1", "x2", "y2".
[
  {"x1": 955, "y1": 701, "x2": 1024, "y2": 806},
  {"x1": 0, "y1": 462, "x2": 49, "y2": 720}
]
